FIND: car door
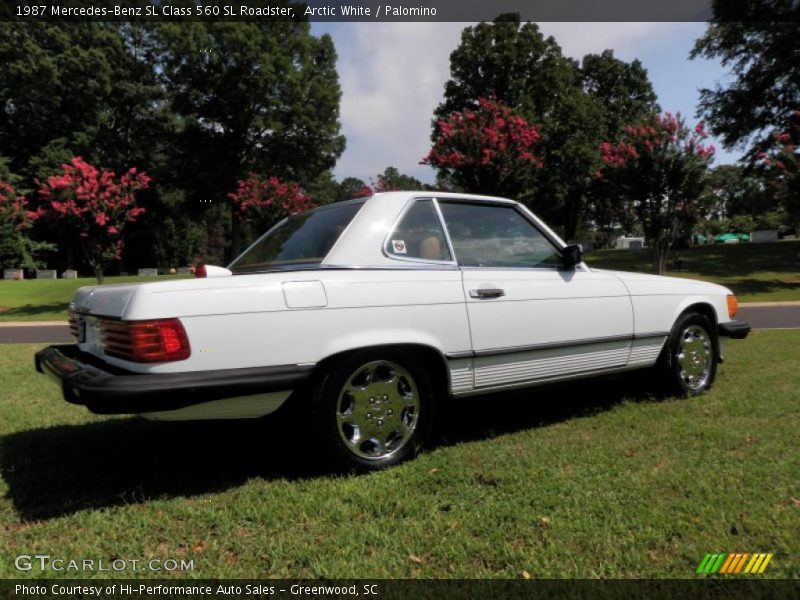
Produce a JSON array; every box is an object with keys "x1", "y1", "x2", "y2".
[{"x1": 437, "y1": 200, "x2": 633, "y2": 391}]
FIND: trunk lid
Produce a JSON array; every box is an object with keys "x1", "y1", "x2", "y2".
[{"x1": 71, "y1": 283, "x2": 140, "y2": 318}]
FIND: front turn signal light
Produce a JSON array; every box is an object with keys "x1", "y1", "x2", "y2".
[{"x1": 727, "y1": 294, "x2": 738, "y2": 319}]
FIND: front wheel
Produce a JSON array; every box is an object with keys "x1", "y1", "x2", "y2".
[
  {"x1": 657, "y1": 312, "x2": 718, "y2": 397},
  {"x1": 310, "y1": 350, "x2": 434, "y2": 471}
]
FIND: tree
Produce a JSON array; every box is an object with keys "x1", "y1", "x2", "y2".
[
  {"x1": 597, "y1": 113, "x2": 715, "y2": 275},
  {"x1": 691, "y1": 2, "x2": 800, "y2": 152},
  {"x1": 0, "y1": 166, "x2": 49, "y2": 269},
  {"x1": 0, "y1": 23, "x2": 167, "y2": 179},
  {"x1": 228, "y1": 174, "x2": 315, "y2": 235},
  {"x1": 434, "y1": 15, "x2": 658, "y2": 240},
  {"x1": 581, "y1": 50, "x2": 660, "y2": 138},
  {"x1": 37, "y1": 157, "x2": 150, "y2": 283},
  {"x1": 336, "y1": 177, "x2": 373, "y2": 201},
  {"x1": 755, "y1": 110, "x2": 800, "y2": 233},
  {"x1": 423, "y1": 97, "x2": 542, "y2": 197},
  {"x1": 155, "y1": 18, "x2": 345, "y2": 256},
  {"x1": 373, "y1": 167, "x2": 426, "y2": 192}
]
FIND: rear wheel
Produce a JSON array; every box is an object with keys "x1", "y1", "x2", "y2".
[
  {"x1": 657, "y1": 312, "x2": 718, "y2": 396},
  {"x1": 310, "y1": 350, "x2": 434, "y2": 471}
]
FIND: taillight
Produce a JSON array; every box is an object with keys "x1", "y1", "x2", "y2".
[
  {"x1": 195, "y1": 264, "x2": 207, "y2": 278},
  {"x1": 101, "y1": 318, "x2": 191, "y2": 363},
  {"x1": 727, "y1": 294, "x2": 738, "y2": 319}
]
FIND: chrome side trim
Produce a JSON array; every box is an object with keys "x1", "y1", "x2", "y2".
[
  {"x1": 445, "y1": 331, "x2": 670, "y2": 359},
  {"x1": 635, "y1": 331, "x2": 670, "y2": 340},
  {"x1": 475, "y1": 335, "x2": 632, "y2": 357},
  {"x1": 445, "y1": 350, "x2": 474, "y2": 359}
]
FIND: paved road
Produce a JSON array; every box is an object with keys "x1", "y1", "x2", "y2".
[
  {"x1": 0, "y1": 305, "x2": 798, "y2": 343},
  {"x1": 0, "y1": 325, "x2": 73, "y2": 344},
  {"x1": 738, "y1": 305, "x2": 800, "y2": 330}
]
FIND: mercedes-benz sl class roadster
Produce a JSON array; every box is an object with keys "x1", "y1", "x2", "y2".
[{"x1": 36, "y1": 192, "x2": 750, "y2": 470}]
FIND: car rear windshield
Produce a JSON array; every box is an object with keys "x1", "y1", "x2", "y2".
[{"x1": 228, "y1": 200, "x2": 365, "y2": 274}]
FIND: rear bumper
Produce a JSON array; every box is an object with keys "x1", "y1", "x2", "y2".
[
  {"x1": 35, "y1": 345, "x2": 313, "y2": 415},
  {"x1": 718, "y1": 320, "x2": 751, "y2": 339}
]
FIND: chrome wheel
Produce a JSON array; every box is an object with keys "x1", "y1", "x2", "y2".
[
  {"x1": 335, "y1": 360, "x2": 420, "y2": 460},
  {"x1": 677, "y1": 324, "x2": 713, "y2": 390}
]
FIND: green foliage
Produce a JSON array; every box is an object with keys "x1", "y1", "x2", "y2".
[
  {"x1": 154, "y1": 17, "x2": 344, "y2": 257},
  {"x1": 0, "y1": 219, "x2": 54, "y2": 269},
  {"x1": 0, "y1": 19, "x2": 345, "y2": 270},
  {"x1": 700, "y1": 165, "x2": 795, "y2": 235},
  {"x1": 374, "y1": 166, "x2": 426, "y2": 192},
  {"x1": 581, "y1": 50, "x2": 660, "y2": 138},
  {"x1": 691, "y1": 2, "x2": 800, "y2": 151},
  {"x1": 0, "y1": 23, "x2": 167, "y2": 177}
]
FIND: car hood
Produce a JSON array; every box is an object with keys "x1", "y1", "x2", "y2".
[{"x1": 594, "y1": 268, "x2": 733, "y2": 296}]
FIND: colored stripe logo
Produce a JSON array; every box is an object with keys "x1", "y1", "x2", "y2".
[{"x1": 696, "y1": 553, "x2": 773, "y2": 574}]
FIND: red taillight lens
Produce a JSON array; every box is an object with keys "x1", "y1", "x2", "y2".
[
  {"x1": 195, "y1": 264, "x2": 207, "y2": 278},
  {"x1": 101, "y1": 318, "x2": 191, "y2": 363}
]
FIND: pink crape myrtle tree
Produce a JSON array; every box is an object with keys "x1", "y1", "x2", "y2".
[
  {"x1": 756, "y1": 110, "x2": 800, "y2": 234},
  {"x1": 597, "y1": 112, "x2": 715, "y2": 275},
  {"x1": 422, "y1": 97, "x2": 542, "y2": 198},
  {"x1": 228, "y1": 174, "x2": 316, "y2": 235},
  {"x1": 37, "y1": 157, "x2": 150, "y2": 283}
]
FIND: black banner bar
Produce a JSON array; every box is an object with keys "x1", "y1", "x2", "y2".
[
  {"x1": 3, "y1": 0, "x2": 799, "y2": 23},
  {"x1": 3, "y1": 579, "x2": 800, "y2": 600}
]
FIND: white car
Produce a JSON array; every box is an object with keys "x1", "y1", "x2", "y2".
[{"x1": 36, "y1": 192, "x2": 750, "y2": 470}]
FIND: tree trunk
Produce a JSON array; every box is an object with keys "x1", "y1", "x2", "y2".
[
  {"x1": 651, "y1": 238, "x2": 672, "y2": 276},
  {"x1": 81, "y1": 245, "x2": 104, "y2": 284},
  {"x1": 90, "y1": 261, "x2": 104, "y2": 284}
]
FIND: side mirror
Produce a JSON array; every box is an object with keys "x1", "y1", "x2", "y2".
[{"x1": 560, "y1": 244, "x2": 584, "y2": 270}]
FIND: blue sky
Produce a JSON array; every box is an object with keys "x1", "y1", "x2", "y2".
[{"x1": 311, "y1": 22, "x2": 740, "y2": 185}]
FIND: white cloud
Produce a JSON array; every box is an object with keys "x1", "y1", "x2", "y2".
[
  {"x1": 325, "y1": 22, "x2": 723, "y2": 184},
  {"x1": 331, "y1": 22, "x2": 465, "y2": 183}
]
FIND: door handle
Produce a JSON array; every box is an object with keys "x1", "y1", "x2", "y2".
[{"x1": 469, "y1": 288, "x2": 505, "y2": 299}]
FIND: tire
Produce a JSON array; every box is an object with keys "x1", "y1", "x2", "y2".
[
  {"x1": 309, "y1": 349, "x2": 435, "y2": 471},
  {"x1": 657, "y1": 311, "x2": 718, "y2": 397}
]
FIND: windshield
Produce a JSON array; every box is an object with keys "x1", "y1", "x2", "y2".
[{"x1": 229, "y1": 201, "x2": 365, "y2": 274}]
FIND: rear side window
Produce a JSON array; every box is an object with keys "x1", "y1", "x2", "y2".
[
  {"x1": 438, "y1": 202, "x2": 561, "y2": 268},
  {"x1": 385, "y1": 199, "x2": 452, "y2": 262},
  {"x1": 229, "y1": 201, "x2": 364, "y2": 273}
]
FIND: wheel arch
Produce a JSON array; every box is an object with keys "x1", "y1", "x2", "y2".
[
  {"x1": 677, "y1": 301, "x2": 719, "y2": 329},
  {"x1": 311, "y1": 342, "x2": 452, "y2": 399},
  {"x1": 669, "y1": 300, "x2": 722, "y2": 364}
]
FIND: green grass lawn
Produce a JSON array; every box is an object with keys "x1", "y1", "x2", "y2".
[
  {"x1": 585, "y1": 240, "x2": 800, "y2": 303},
  {"x1": 1, "y1": 332, "x2": 797, "y2": 578},
  {"x1": 0, "y1": 275, "x2": 190, "y2": 322}
]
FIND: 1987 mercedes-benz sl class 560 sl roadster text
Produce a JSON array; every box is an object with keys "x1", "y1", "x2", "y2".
[{"x1": 36, "y1": 192, "x2": 750, "y2": 470}]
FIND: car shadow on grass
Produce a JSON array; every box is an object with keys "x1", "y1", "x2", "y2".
[
  {"x1": 434, "y1": 369, "x2": 663, "y2": 447},
  {"x1": 1, "y1": 371, "x2": 665, "y2": 521}
]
